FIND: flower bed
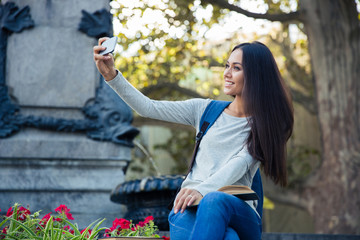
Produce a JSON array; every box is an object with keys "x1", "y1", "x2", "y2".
[{"x1": 0, "y1": 203, "x2": 170, "y2": 240}]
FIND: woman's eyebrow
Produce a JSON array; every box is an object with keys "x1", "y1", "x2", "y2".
[{"x1": 227, "y1": 61, "x2": 243, "y2": 66}]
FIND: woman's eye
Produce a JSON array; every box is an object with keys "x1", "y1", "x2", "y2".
[
  {"x1": 225, "y1": 64, "x2": 229, "y2": 68},
  {"x1": 234, "y1": 66, "x2": 241, "y2": 71}
]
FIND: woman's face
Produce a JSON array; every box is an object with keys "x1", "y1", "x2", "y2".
[{"x1": 223, "y1": 48, "x2": 245, "y2": 97}]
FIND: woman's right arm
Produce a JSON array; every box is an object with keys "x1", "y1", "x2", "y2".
[{"x1": 93, "y1": 38, "x2": 210, "y2": 126}]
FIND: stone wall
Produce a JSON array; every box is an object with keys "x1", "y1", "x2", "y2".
[{"x1": 0, "y1": 0, "x2": 133, "y2": 228}]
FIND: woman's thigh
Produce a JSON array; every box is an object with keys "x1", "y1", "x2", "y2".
[{"x1": 192, "y1": 191, "x2": 261, "y2": 240}]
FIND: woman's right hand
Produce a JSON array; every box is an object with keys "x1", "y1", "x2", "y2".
[
  {"x1": 93, "y1": 37, "x2": 117, "y2": 81},
  {"x1": 174, "y1": 188, "x2": 202, "y2": 214}
]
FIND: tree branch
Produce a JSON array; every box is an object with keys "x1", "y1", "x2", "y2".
[
  {"x1": 291, "y1": 88, "x2": 317, "y2": 115},
  {"x1": 271, "y1": 35, "x2": 314, "y2": 92},
  {"x1": 203, "y1": 0, "x2": 302, "y2": 22},
  {"x1": 262, "y1": 178, "x2": 309, "y2": 212}
]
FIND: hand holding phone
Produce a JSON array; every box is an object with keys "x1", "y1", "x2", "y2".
[{"x1": 99, "y1": 36, "x2": 117, "y2": 55}]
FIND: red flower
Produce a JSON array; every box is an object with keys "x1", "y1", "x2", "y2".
[
  {"x1": 39, "y1": 212, "x2": 52, "y2": 228},
  {"x1": 63, "y1": 226, "x2": 74, "y2": 234},
  {"x1": 162, "y1": 236, "x2": 170, "y2": 240},
  {"x1": 55, "y1": 205, "x2": 69, "y2": 213},
  {"x1": 137, "y1": 221, "x2": 145, "y2": 228},
  {"x1": 54, "y1": 205, "x2": 74, "y2": 220},
  {"x1": 120, "y1": 219, "x2": 130, "y2": 229},
  {"x1": 112, "y1": 218, "x2": 130, "y2": 229},
  {"x1": 17, "y1": 206, "x2": 31, "y2": 221},
  {"x1": 5, "y1": 206, "x2": 31, "y2": 221},
  {"x1": 65, "y1": 212, "x2": 74, "y2": 220},
  {"x1": 6, "y1": 207, "x2": 13, "y2": 217},
  {"x1": 144, "y1": 216, "x2": 154, "y2": 224},
  {"x1": 80, "y1": 229, "x2": 92, "y2": 237},
  {"x1": 1, "y1": 227, "x2": 8, "y2": 239}
]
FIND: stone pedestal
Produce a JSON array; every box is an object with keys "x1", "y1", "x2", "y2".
[
  {"x1": 0, "y1": 0, "x2": 135, "y2": 228},
  {"x1": 0, "y1": 130, "x2": 130, "y2": 228},
  {"x1": 5, "y1": 0, "x2": 102, "y2": 109}
]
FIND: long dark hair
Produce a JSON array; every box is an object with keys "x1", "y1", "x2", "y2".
[{"x1": 233, "y1": 41, "x2": 294, "y2": 187}]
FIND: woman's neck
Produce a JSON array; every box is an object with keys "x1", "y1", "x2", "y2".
[{"x1": 225, "y1": 98, "x2": 248, "y2": 118}]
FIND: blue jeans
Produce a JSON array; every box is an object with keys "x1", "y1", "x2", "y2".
[{"x1": 168, "y1": 191, "x2": 262, "y2": 240}]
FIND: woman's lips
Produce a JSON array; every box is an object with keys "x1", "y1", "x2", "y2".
[{"x1": 224, "y1": 80, "x2": 234, "y2": 86}]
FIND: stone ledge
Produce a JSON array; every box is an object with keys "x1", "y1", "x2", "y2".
[
  {"x1": 262, "y1": 233, "x2": 360, "y2": 240},
  {"x1": 0, "y1": 129, "x2": 131, "y2": 160},
  {"x1": 158, "y1": 232, "x2": 360, "y2": 239}
]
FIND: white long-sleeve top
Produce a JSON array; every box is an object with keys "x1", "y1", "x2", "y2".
[{"x1": 106, "y1": 72, "x2": 260, "y2": 215}]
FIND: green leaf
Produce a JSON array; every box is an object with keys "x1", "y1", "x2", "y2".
[
  {"x1": 88, "y1": 219, "x2": 107, "y2": 239},
  {"x1": 5, "y1": 217, "x2": 41, "y2": 239},
  {"x1": 62, "y1": 219, "x2": 81, "y2": 235},
  {"x1": 0, "y1": 217, "x2": 9, "y2": 229}
]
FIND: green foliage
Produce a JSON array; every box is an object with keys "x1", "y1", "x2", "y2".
[
  {"x1": 105, "y1": 216, "x2": 160, "y2": 238},
  {"x1": 111, "y1": 0, "x2": 225, "y2": 99},
  {"x1": 0, "y1": 203, "x2": 106, "y2": 240}
]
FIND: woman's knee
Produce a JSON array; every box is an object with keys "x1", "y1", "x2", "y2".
[
  {"x1": 199, "y1": 191, "x2": 232, "y2": 208},
  {"x1": 168, "y1": 209, "x2": 197, "y2": 240}
]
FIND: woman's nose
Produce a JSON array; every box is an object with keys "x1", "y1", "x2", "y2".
[{"x1": 224, "y1": 68, "x2": 231, "y2": 77}]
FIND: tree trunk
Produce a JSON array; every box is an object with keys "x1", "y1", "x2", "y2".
[{"x1": 300, "y1": 0, "x2": 360, "y2": 234}]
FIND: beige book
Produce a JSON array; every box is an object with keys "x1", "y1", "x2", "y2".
[{"x1": 190, "y1": 185, "x2": 259, "y2": 207}]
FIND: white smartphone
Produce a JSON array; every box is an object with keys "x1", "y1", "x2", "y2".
[{"x1": 99, "y1": 36, "x2": 118, "y2": 55}]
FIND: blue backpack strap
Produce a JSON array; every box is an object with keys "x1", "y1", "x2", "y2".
[
  {"x1": 188, "y1": 100, "x2": 231, "y2": 171},
  {"x1": 200, "y1": 100, "x2": 264, "y2": 223},
  {"x1": 252, "y1": 169, "x2": 263, "y2": 219},
  {"x1": 198, "y1": 100, "x2": 231, "y2": 138}
]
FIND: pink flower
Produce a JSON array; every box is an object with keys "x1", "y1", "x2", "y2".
[
  {"x1": 144, "y1": 216, "x2": 154, "y2": 224},
  {"x1": 54, "y1": 204, "x2": 74, "y2": 220}
]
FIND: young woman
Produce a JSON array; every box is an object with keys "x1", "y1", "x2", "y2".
[{"x1": 93, "y1": 40, "x2": 293, "y2": 240}]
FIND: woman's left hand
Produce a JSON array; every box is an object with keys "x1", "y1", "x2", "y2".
[{"x1": 174, "y1": 188, "x2": 202, "y2": 214}]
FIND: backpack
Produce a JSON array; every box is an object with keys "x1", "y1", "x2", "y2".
[{"x1": 191, "y1": 100, "x2": 264, "y2": 219}]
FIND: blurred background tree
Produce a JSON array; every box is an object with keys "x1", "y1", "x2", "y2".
[{"x1": 110, "y1": 0, "x2": 360, "y2": 234}]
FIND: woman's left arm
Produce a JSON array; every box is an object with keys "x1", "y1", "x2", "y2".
[
  {"x1": 174, "y1": 148, "x2": 258, "y2": 213},
  {"x1": 193, "y1": 151, "x2": 254, "y2": 195}
]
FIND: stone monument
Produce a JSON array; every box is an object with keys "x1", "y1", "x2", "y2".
[{"x1": 0, "y1": 0, "x2": 139, "y2": 228}]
